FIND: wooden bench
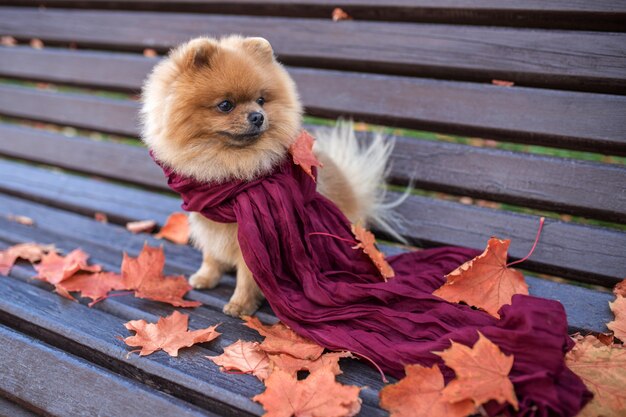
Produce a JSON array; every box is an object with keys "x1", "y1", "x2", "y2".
[{"x1": 0, "y1": 1, "x2": 625, "y2": 415}]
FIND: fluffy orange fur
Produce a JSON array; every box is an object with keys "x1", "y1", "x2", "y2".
[{"x1": 141, "y1": 36, "x2": 360, "y2": 316}]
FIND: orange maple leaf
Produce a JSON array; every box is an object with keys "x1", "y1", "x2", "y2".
[
  {"x1": 608, "y1": 295, "x2": 626, "y2": 342},
  {"x1": 126, "y1": 219, "x2": 157, "y2": 234},
  {"x1": 332, "y1": 7, "x2": 352, "y2": 21},
  {"x1": 243, "y1": 316, "x2": 324, "y2": 360},
  {"x1": 208, "y1": 340, "x2": 272, "y2": 380},
  {"x1": 566, "y1": 335, "x2": 626, "y2": 417},
  {"x1": 120, "y1": 243, "x2": 200, "y2": 307},
  {"x1": 268, "y1": 351, "x2": 353, "y2": 378},
  {"x1": 253, "y1": 367, "x2": 361, "y2": 417},
  {"x1": 379, "y1": 364, "x2": 475, "y2": 417},
  {"x1": 155, "y1": 212, "x2": 189, "y2": 245},
  {"x1": 436, "y1": 332, "x2": 518, "y2": 410},
  {"x1": 0, "y1": 242, "x2": 56, "y2": 275},
  {"x1": 34, "y1": 249, "x2": 101, "y2": 285},
  {"x1": 614, "y1": 278, "x2": 626, "y2": 297},
  {"x1": 351, "y1": 223, "x2": 394, "y2": 281},
  {"x1": 433, "y1": 238, "x2": 528, "y2": 318},
  {"x1": 56, "y1": 271, "x2": 126, "y2": 306},
  {"x1": 123, "y1": 311, "x2": 220, "y2": 357},
  {"x1": 289, "y1": 130, "x2": 322, "y2": 181}
]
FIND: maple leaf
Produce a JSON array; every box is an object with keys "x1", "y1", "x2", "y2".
[
  {"x1": 253, "y1": 367, "x2": 361, "y2": 417},
  {"x1": 614, "y1": 278, "x2": 626, "y2": 297},
  {"x1": 34, "y1": 249, "x2": 101, "y2": 285},
  {"x1": 607, "y1": 295, "x2": 626, "y2": 342},
  {"x1": 123, "y1": 311, "x2": 220, "y2": 357},
  {"x1": 433, "y1": 238, "x2": 528, "y2": 318},
  {"x1": 94, "y1": 212, "x2": 108, "y2": 223},
  {"x1": 56, "y1": 271, "x2": 125, "y2": 306},
  {"x1": 289, "y1": 130, "x2": 322, "y2": 181},
  {"x1": 0, "y1": 243, "x2": 56, "y2": 275},
  {"x1": 379, "y1": 364, "x2": 475, "y2": 417},
  {"x1": 351, "y1": 224, "x2": 394, "y2": 281},
  {"x1": 6, "y1": 214, "x2": 34, "y2": 226},
  {"x1": 208, "y1": 340, "x2": 272, "y2": 380},
  {"x1": 436, "y1": 332, "x2": 518, "y2": 410},
  {"x1": 491, "y1": 79, "x2": 515, "y2": 87},
  {"x1": 243, "y1": 316, "x2": 324, "y2": 360},
  {"x1": 332, "y1": 8, "x2": 352, "y2": 21},
  {"x1": 155, "y1": 212, "x2": 189, "y2": 245},
  {"x1": 126, "y1": 219, "x2": 157, "y2": 234},
  {"x1": 566, "y1": 335, "x2": 626, "y2": 417},
  {"x1": 120, "y1": 243, "x2": 200, "y2": 307},
  {"x1": 268, "y1": 351, "x2": 353, "y2": 377}
]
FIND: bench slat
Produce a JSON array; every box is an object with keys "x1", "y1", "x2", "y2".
[
  {"x1": 0, "y1": 8, "x2": 624, "y2": 93},
  {"x1": 0, "y1": 396, "x2": 39, "y2": 417},
  {"x1": 1, "y1": 160, "x2": 623, "y2": 285},
  {"x1": 2, "y1": 56, "x2": 625, "y2": 154},
  {"x1": 1, "y1": 0, "x2": 625, "y2": 30},
  {"x1": 0, "y1": 325, "x2": 214, "y2": 417},
  {"x1": 2, "y1": 123, "x2": 625, "y2": 224},
  {"x1": 0, "y1": 193, "x2": 614, "y2": 335}
]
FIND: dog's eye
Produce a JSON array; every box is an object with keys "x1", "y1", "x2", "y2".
[
  {"x1": 256, "y1": 97, "x2": 265, "y2": 106},
  {"x1": 217, "y1": 100, "x2": 234, "y2": 112}
]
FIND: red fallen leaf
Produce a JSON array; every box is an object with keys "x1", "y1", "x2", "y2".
[
  {"x1": 94, "y1": 212, "x2": 108, "y2": 223},
  {"x1": 433, "y1": 238, "x2": 528, "y2": 318},
  {"x1": 351, "y1": 223, "x2": 394, "y2": 281},
  {"x1": 120, "y1": 243, "x2": 200, "y2": 307},
  {"x1": 6, "y1": 214, "x2": 35, "y2": 226},
  {"x1": 0, "y1": 243, "x2": 56, "y2": 275},
  {"x1": 155, "y1": 212, "x2": 189, "y2": 245},
  {"x1": 436, "y1": 332, "x2": 518, "y2": 410},
  {"x1": 614, "y1": 278, "x2": 626, "y2": 297},
  {"x1": 379, "y1": 364, "x2": 475, "y2": 417},
  {"x1": 34, "y1": 249, "x2": 101, "y2": 286},
  {"x1": 492, "y1": 79, "x2": 514, "y2": 87},
  {"x1": 608, "y1": 295, "x2": 626, "y2": 342},
  {"x1": 566, "y1": 335, "x2": 626, "y2": 417},
  {"x1": 289, "y1": 130, "x2": 323, "y2": 181},
  {"x1": 207, "y1": 340, "x2": 272, "y2": 380},
  {"x1": 56, "y1": 271, "x2": 125, "y2": 306},
  {"x1": 123, "y1": 311, "x2": 220, "y2": 356},
  {"x1": 243, "y1": 316, "x2": 324, "y2": 360},
  {"x1": 268, "y1": 351, "x2": 353, "y2": 377},
  {"x1": 332, "y1": 8, "x2": 352, "y2": 21},
  {"x1": 253, "y1": 367, "x2": 361, "y2": 417},
  {"x1": 126, "y1": 219, "x2": 157, "y2": 234}
]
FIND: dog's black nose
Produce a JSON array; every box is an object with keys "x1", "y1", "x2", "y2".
[{"x1": 248, "y1": 112, "x2": 264, "y2": 128}]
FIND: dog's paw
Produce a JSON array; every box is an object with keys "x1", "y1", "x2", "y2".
[
  {"x1": 189, "y1": 268, "x2": 221, "y2": 289},
  {"x1": 223, "y1": 300, "x2": 261, "y2": 317}
]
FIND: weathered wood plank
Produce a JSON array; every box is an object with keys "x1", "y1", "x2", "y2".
[
  {"x1": 0, "y1": 325, "x2": 215, "y2": 417},
  {"x1": 0, "y1": 168, "x2": 623, "y2": 285},
  {"x1": 1, "y1": 0, "x2": 625, "y2": 30},
  {"x1": 0, "y1": 396, "x2": 39, "y2": 417},
  {"x1": 0, "y1": 8, "x2": 624, "y2": 93},
  {"x1": 1, "y1": 125, "x2": 625, "y2": 223}
]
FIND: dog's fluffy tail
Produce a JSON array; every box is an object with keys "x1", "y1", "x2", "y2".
[{"x1": 313, "y1": 120, "x2": 408, "y2": 243}]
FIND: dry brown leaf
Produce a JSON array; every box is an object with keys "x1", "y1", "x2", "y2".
[
  {"x1": 94, "y1": 212, "x2": 108, "y2": 223},
  {"x1": 243, "y1": 316, "x2": 324, "y2": 360},
  {"x1": 155, "y1": 212, "x2": 189, "y2": 245},
  {"x1": 56, "y1": 271, "x2": 125, "y2": 306},
  {"x1": 123, "y1": 311, "x2": 220, "y2": 357},
  {"x1": 379, "y1": 364, "x2": 475, "y2": 417},
  {"x1": 288, "y1": 130, "x2": 322, "y2": 181},
  {"x1": 126, "y1": 219, "x2": 157, "y2": 234},
  {"x1": 253, "y1": 367, "x2": 361, "y2": 417},
  {"x1": 0, "y1": 243, "x2": 56, "y2": 275},
  {"x1": 332, "y1": 8, "x2": 352, "y2": 21},
  {"x1": 614, "y1": 278, "x2": 626, "y2": 297},
  {"x1": 433, "y1": 238, "x2": 528, "y2": 318},
  {"x1": 491, "y1": 79, "x2": 514, "y2": 87},
  {"x1": 34, "y1": 249, "x2": 101, "y2": 285},
  {"x1": 566, "y1": 335, "x2": 626, "y2": 416},
  {"x1": 6, "y1": 214, "x2": 35, "y2": 226},
  {"x1": 608, "y1": 295, "x2": 626, "y2": 341},
  {"x1": 208, "y1": 340, "x2": 272, "y2": 380},
  {"x1": 352, "y1": 223, "x2": 394, "y2": 281},
  {"x1": 436, "y1": 332, "x2": 518, "y2": 410},
  {"x1": 268, "y1": 351, "x2": 353, "y2": 377},
  {"x1": 120, "y1": 243, "x2": 200, "y2": 307}
]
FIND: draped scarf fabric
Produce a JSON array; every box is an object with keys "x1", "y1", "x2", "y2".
[{"x1": 154, "y1": 155, "x2": 590, "y2": 416}]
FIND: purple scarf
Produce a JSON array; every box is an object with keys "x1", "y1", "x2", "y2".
[{"x1": 154, "y1": 155, "x2": 590, "y2": 416}]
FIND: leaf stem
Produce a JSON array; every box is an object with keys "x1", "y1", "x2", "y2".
[
  {"x1": 506, "y1": 217, "x2": 545, "y2": 268},
  {"x1": 308, "y1": 232, "x2": 357, "y2": 246}
]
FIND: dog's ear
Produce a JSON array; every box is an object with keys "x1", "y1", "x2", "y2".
[
  {"x1": 173, "y1": 38, "x2": 218, "y2": 69},
  {"x1": 242, "y1": 37, "x2": 274, "y2": 63}
]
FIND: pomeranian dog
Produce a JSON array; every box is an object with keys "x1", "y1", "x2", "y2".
[{"x1": 141, "y1": 35, "x2": 395, "y2": 317}]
